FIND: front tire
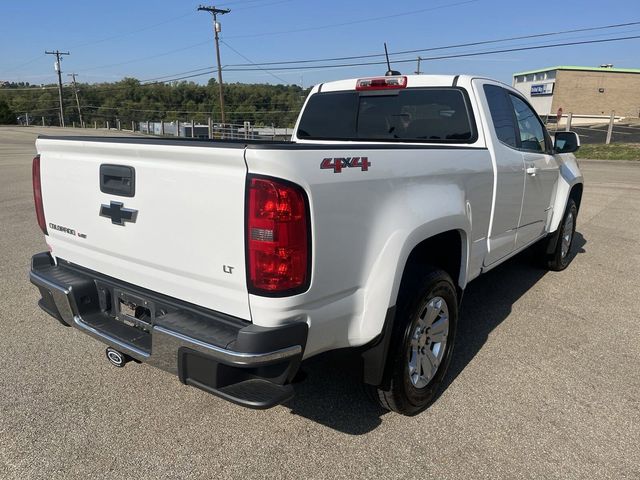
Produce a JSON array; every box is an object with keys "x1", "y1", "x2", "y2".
[
  {"x1": 371, "y1": 268, "x2": 458, "y2": 415},
  {"x1": 545, "y1": 198, "x2": 578, "y2": 271}
]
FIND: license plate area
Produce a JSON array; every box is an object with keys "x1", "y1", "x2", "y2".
[{"x1": 114, "y1": 289, "x2": 155, "y2": 332}]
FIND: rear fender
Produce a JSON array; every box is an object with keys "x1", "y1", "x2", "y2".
[
  {"x1": 354, "y1": 209, "x2": 470, "y2": 349},
  {"x1": 360, "y1": 220, "x2": 469, "y2": 387}
]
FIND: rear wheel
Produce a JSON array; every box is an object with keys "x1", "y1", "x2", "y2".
[{"x1": 370, "y1": 268, "x2": 458, "y2": 415}]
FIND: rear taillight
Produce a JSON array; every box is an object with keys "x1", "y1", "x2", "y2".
[
  {"x1": 247, "y1": 176, "x2": 310, "y2": 295},
  {"x1": 356, "y1": 75, "x2": 407, "y2": 91},
  {"x1": 32, "y1": 155, "x2": 47, "y2": 235}
]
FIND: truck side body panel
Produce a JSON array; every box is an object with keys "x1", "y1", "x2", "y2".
[{"x1": 245, "y1": 143, "x2": 493, "y2": 357}]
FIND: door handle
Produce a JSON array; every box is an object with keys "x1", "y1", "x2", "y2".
[{"x1": 526, "y1": 166, "x2": 538, "y2": 176}]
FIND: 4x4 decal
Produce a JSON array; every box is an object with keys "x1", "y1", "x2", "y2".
[{"x1": 320, "y1": 157, "x2": 371, "y2": 173}]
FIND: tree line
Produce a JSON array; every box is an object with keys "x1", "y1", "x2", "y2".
[{"x1": 0, "y1": 78, "x2": 309, "y2": 127}]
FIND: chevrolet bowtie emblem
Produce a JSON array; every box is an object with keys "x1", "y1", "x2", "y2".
[{"x1": 99, "y1": 201, "x2": 138, "y2": 226}]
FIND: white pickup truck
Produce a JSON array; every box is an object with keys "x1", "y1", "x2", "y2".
[{"x1": 30, "y1": 74, "x2": 583, "y2": 415}]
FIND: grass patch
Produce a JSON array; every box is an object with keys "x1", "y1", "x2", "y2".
[{"x1": 576, "y1": 143, "x2": 640, "y2": 161}]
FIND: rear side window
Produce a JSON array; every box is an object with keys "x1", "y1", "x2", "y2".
[
  {"x1": 296, "y1": 91, "x2": 358, "y2": 140},
  {"x1": 483, "y1": 84, "x2": 517, "y2": 148},
  {"x1": 297, "y1": 88, "x2": 476, "y2": 143}
]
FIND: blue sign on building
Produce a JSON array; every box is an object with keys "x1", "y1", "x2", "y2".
[{"x1": 531, "y1": 83, "x2": 554, "y2": 96}]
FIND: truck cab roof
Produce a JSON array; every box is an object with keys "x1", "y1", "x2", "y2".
[{"x1": 316, "y1": 74, "x2": 470, "y2": 93}]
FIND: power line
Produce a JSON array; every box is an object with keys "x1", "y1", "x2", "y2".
[
  {"x1": 0, "y1": 86, "x2": 59, "y2": 92},
  {"x1": 4, "y1": 13, "x2": 199, "y2": 77},
  {"x1": 73, "y1": 19, "x2": 640, "y2": 85},
  {"x1": 220, "y1": 40, "x2": 289, "y2": 84},
  {"x1": 223, "y1": 20, "x2": 640, "y2": 67},
  {"x1": 44, "y1": 50, "x2": 70, "y2": 127},
  {"x1": 82, "y1": 105, "x2": 295, "y2": 115},
  {"x1": 6, "y1": 32, "x2": 639, "y2": 95},
  {"x1": 3, "y1": 54, "x2": 47, "y2": 75},
  {"x1": 5, "y1": 24, "x2": 640, "y2": 98},
  {"x1": 29, "y1": 17, "x2": 639, "y2": 83},
  {"x1": 223, "y1": 0, "x2": 295, "y2": 11},
  {"x1": 122, "y1": 21, "x2": 640, "y2": 82},
  {"x1": 80, "y1": 40, "x2": 212, "y2": 72},
  {"x1": 224, "y1": 0, "x2": 478, "y2": 39},
  {"x1": 67, "y1": 12, "x2": 197, "y2": 50},
  {"x1": 222, "y1": 34, "x2": 640, "y2": 72},
  {"x1": 218, "y1": 0, "x2": 289, "y2": 7},
  {"x1": 29, "y1": 0, "x2": 474, "y2": 78},
  {"x1": 74, "y1": 30, "x2": 640, "y2": 86},
  {"x1": 139, "y1": 67, "x2": 217, "y2": 83},
  {"x1": 94, "y1": 32, "x2": 638, "y2": 81}
]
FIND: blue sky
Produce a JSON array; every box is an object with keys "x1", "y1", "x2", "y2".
[{"x1": 1, "y1": 0, "x2": 639, "y2": 87}]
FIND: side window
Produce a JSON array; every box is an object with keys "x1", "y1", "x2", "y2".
[
  {"x1": 483, "y1": 84, "x2": 517, "y2": 148},
  {"x1": 509, "y1": 95, "x2": 546, "y2": 153}
]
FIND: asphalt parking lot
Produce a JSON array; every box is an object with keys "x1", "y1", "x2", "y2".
[
  {"x1": 1, "y1": 126, "x2": 639, "y2": 479},
  {"x1": 559, "y1": 122, "x2": 640, "y2": 144}
]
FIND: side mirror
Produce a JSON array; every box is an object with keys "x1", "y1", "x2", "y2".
[{"x1": 554, "y1": 131, "x2": 580, "y2": 154}]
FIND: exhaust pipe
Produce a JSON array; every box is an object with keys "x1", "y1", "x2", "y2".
[{"x1": 105, "y1": 347, "x2": 132, "y2": 368}]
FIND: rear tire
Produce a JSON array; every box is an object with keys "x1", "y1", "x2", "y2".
[
  {"x1": 370, "y1": 268, "x2": 458, "y2": 415},
  {"x1": 544, "y1": 198, "x2": 578, "y2": 271}
]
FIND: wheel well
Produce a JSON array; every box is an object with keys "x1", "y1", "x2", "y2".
[
  {"x1": 402, "y1": 230, "x2": 463, "y2": 292},
  {"x1": 361, "y1": 230, "x2": 464, "y2": 388},
  {"x1": 569, "y1": 183, "x2": 583, "y2": 211}
]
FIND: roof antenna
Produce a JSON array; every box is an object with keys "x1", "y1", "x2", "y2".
[{"x1": 384, "y1": 43, "x2": 401, "y2": 76}]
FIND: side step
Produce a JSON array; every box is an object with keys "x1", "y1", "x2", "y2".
[{"x1": 187, "y1": 378, "x2": 295, "y2": 409}]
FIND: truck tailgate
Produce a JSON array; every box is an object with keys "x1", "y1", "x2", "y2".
[{"x1": 36, "y1": 137, "x2": 250, "y2": 320}]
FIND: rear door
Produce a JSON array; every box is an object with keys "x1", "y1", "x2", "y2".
[
  {"x1": 36, "y1": 137, "x2": 251, "y2": 320},
  {"x1": 476, "y1": 82, "x2": 526, "y2": 266}
]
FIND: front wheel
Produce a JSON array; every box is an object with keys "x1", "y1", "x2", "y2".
[
  {"x1": 370, "y1": 268, "x2": 458, "y2": 415},
  {"x1": 544, "y1": 198, "x2": 578, "y2": 271}
]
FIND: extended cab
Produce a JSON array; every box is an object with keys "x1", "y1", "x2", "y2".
[{"x1": 30, "y1": 74, "x2": 583, "y2": 414}]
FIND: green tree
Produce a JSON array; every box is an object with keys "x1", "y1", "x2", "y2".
[
  {"x1": 0, "y1": 80, "x2": 310, "y2": 127},
  {"x1": 0, "y1": 100, "x2": 16, "y2": 124}
]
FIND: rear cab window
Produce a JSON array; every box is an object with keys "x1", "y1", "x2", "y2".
[
  {"x1": 483, "y1": 84, "x2": 518, "y2": 148},
  {"x1": 297, "y1": 88, "x2": 477, "y2": 143}
]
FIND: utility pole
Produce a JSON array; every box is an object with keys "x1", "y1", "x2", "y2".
[
  {"x1": 45, "y1": 50, "x2": 70, "y2": 127},
  {"x1": 415, "y1": 57, "x2": 423, "y2": 75},
  {"x1": 198, "y1": 5, "x2": 230, "y2": 125},
  {"x1": 67, "y1": 73, "x2": 84, "y2": 127}
]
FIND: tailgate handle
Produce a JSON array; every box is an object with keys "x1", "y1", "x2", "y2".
[{"x1": 100, "y1": 164, "x2": 135, "y2": 197}]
